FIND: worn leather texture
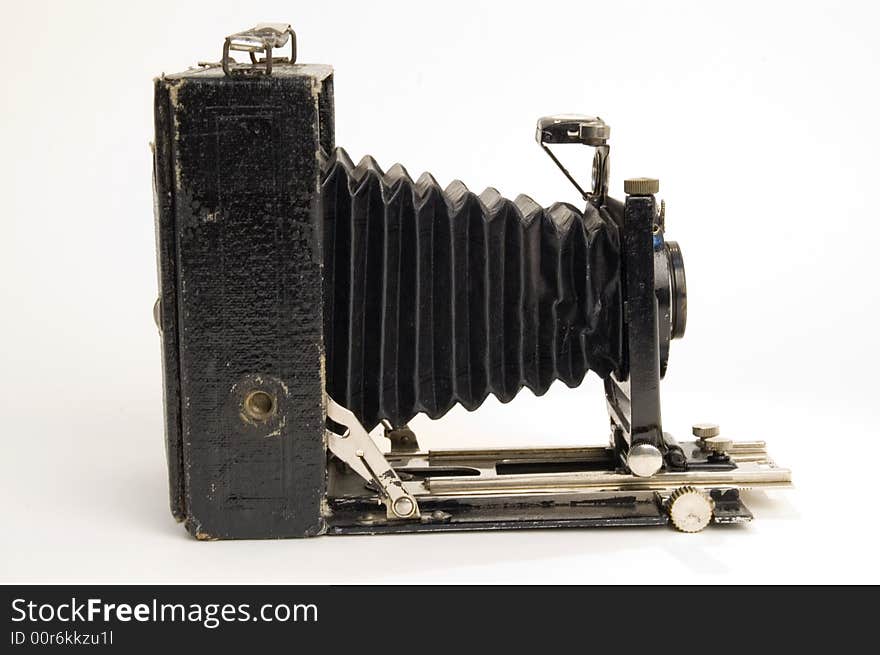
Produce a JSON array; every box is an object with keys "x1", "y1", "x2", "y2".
[{"x1": 153, "y1": 64, "x2": 334, "y2": 538}]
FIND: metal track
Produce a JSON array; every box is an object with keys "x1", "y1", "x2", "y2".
[{"x1": 382, "y1": 441, "x2": 790, "y2": 498}]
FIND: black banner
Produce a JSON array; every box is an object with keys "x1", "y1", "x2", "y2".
[{"x1": 0, "y1": 585, "x2": 872, "y2": 650}]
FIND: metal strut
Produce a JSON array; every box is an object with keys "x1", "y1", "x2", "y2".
[{"x1": 325, "y1": 397, "x2": 421, "y2": 520}]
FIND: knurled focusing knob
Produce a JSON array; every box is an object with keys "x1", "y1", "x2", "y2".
[
  {"x1": 701, "y1": 435, "x2": 733, "y2": 453},
  {"x1": 667, "y1": 486, "x2": 714, "y2": 533},
  {"x1": 692, "y1": 423, "x2": 720, "y2": 439},
  {"x1": 624, "y1": 177, "x2": 659, "y2": 195}
]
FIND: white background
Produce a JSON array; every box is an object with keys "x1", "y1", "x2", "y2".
[{"x1": 1, "y1": 0, "x2": 878, "y2": 584}]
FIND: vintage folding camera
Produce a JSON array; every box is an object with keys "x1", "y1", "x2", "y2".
[{"x1": 152, "y1": 24, "x2": 790, "y2": 539}]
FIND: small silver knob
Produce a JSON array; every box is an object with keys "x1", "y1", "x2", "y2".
[
  {"x1": 692, "y1": 423, "x2": 720, "y2": 439},
  {"x1": 701, "y1": 435, "x2": 733, "y2": 454},
  {"x1": 627, "y1": 443, "x2": 664, "y2": 478},
  {"x1": 624, "y1": 177, "x2": 659, "y2": 195}
]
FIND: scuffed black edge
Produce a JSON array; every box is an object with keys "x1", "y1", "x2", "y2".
[{"x1": 152, "y1": 77, "x2": 186, "y2": 522}]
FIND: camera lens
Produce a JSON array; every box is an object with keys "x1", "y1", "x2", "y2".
[{"x1": 666, "y1": 241, "x2": 687, "y2": 339}]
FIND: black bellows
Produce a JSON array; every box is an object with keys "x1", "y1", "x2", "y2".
[{"x1": 322, "y1": 148, "x2": 623, "y2": 431}]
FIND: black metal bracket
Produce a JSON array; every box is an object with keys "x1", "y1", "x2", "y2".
[
  {"x1": 536, "y1": 115, "x2": 610, "y2": 203},
  {"x1": 604, "y1": 190, "x2": 666, "y2": 468}
]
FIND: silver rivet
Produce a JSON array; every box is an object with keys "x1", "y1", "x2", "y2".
[
  {"x1": 392, "y1": 497, "x2": 415, "y2": 518},
  {"x1": 357, "y1": 513, "x2": 379, "y2": 526}
]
